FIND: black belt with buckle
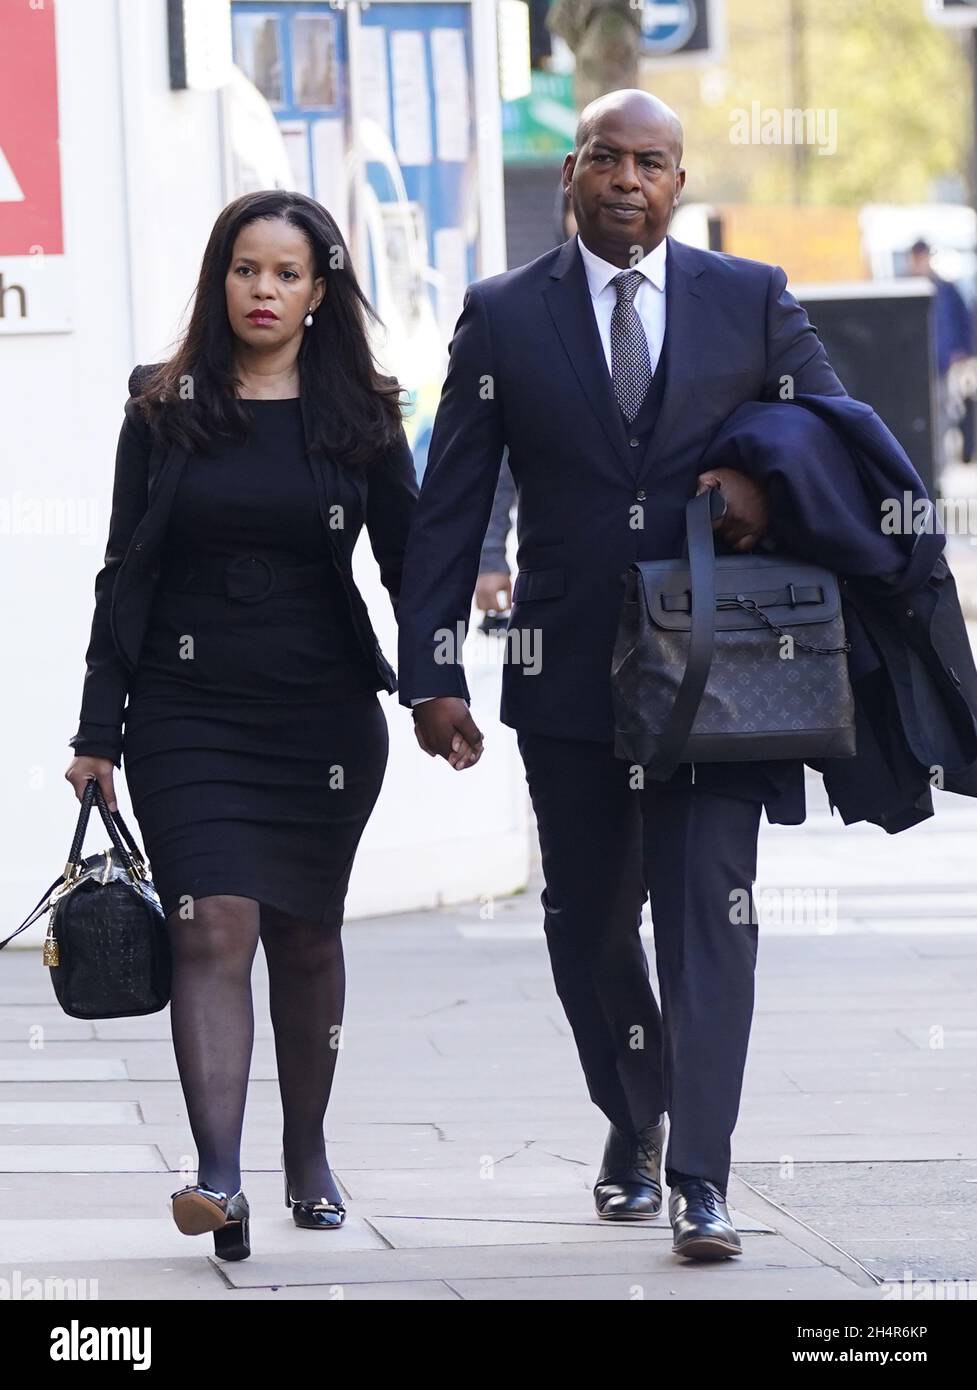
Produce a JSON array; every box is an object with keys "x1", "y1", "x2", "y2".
[{"x1": 159, "y1": 553, "x2": 333, "y2": 604}]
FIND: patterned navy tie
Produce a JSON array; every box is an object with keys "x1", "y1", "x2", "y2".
[{"x1": 610, "y1": 269, "x2": 653, "y2": 423}]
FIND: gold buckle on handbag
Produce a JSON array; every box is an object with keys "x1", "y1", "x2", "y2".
[{"x1": 42, "y1": 860, "x2": 84, "y2": 968}]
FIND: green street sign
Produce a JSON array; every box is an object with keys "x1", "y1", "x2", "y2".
[{"x1": 502, "y1": 71, "x2": 576, "y2": 164}]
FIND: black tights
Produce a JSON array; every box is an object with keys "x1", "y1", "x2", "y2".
[{"x1": 166, "y1": 893, "x2": 345, "y2": 1205}]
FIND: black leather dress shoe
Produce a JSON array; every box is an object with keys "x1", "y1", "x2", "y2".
[
  {"x1": 593, "y1": 1117, "x2": 666, "y2": 1219},
  {"x1": 282, "y1": 1150, "x2": 346, "y2": 1229},
  {"x1": 669, "y1": 1178, "x2": 742, "y2": 1259},
  {"x1": 169, "y1": 1184, "x2": 251, "y2": 1260}
]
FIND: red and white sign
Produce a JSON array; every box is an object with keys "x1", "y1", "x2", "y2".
[{"x1": 0, "y1": 0, "x2": 70, "y2": 333}]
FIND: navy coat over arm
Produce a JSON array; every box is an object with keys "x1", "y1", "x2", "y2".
[{"x1": 699, "y1": 394, "x2": 977, "y2": 831}]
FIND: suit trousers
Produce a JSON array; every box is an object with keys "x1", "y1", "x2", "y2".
[{"x1": 516, "y1": 729, "x2": 763, "y2": 1191}]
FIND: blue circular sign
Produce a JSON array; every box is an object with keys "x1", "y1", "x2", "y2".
[{"x1": 641, "y1": 0, "x2": 699, "y2": 55}]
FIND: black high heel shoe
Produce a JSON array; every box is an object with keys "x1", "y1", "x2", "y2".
[
  {"x1": 170, "y1": 1183, "x2": 251, "y2": 1260},
  {"x1": 281, "y1": 1150, "x2": 346, "y2": 1229}
]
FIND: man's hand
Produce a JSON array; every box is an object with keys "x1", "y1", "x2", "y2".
[
  {"x1": 475, "y1": 571, "x2": 511, "y2": 613},
  {"x1": 412, "y1": 697, "x2": 484, "y2": 770},
  {"x1": 696, "y1": 467, "x2": 769, "y2": 552}
]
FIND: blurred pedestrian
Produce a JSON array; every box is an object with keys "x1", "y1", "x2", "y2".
[{"x1": 909, "y1": 238, "x2": 974, "y2": 468}]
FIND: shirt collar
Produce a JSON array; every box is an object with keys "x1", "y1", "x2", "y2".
[{"x1": 576, "y1": 232, "x2": 667, "y2": 299}]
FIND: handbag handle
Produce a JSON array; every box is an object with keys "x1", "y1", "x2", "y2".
[
  {"x1": 65, "y1": 780, "x2": 146, "y2": 871},
  {"x1": 644, "y1": 488, "x2": 723, "y2": 779},
  {"x1": 67, "y1": 777, "x2": 146, "y2": 885},
  {"x1": 0, "y1": 777, "x2": 148, "y2": 952}
]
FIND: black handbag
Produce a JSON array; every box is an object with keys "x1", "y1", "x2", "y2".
[
  {"x1": 610, "y1": 487, "x2": 857, "y2": 779},
  {"x1": 0, "y1": 776, "x2": 171, "y2": 1018}
]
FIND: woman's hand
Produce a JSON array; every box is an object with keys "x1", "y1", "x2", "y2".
[
  {"x1": 65, "y1": 758, "x2": 118, "y2": 812},
  {"x1": 475, "y1": 571, "x2": 511, "y2": 614}
]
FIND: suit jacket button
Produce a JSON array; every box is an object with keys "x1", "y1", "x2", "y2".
[
  {"x1": 629, "y1": 438, "x2": 639, "y2": 447},
  {"x1": 636, "y1": 490, "x2": 646, "y2": 501},
  {"x1": 134, "y1": 542, "x2": 143, "y2": 550}
]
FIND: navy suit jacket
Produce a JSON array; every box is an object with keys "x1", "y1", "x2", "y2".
[
  {"x1": 69, "y1": 365, "x2": 418, "y2": 767},
  {"x1": 397, "y1": 234, "x2": 846, "y2": 787}
]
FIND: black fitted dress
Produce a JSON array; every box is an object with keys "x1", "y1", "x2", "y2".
[{"x1": 121, "y1": 398, "x2": 389, "y2": 927}]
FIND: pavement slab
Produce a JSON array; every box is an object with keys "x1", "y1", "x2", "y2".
[{"x1": 0, "y1": 772, "x2": 974, "y2": 1299}]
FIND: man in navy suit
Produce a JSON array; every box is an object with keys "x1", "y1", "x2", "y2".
[{"x1": 397, "y1": 89, "x2": 846, "y2": 1260}]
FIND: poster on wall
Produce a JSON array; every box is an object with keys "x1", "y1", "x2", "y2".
[
  {"x1": 0, "y1": 0, "x2": 71, "y2": 335},
  {"x1": 230, "y1": 1, "x2": 481, "y2": 477},
  {"x1": 355, "y1": 2, "x2": 479, "y2": 479},
  {"x1": 231, "y1": 3, "x2": 352, "y2": 240}
]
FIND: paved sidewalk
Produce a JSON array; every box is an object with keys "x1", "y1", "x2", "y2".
[{"x1": 1, "y1": 774, "x2": 975, "y2": 1300}]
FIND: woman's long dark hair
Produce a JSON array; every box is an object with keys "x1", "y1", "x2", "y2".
[{"x1": 132, "y1": 191, "x2": 407, "y2": 468}]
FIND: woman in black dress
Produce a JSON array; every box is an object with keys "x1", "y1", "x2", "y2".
[{"x1": 64, "y1": 190, "x2": 418, "y2": 1260}]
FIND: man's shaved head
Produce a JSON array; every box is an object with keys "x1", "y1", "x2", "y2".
[
  {"x1": 563, "y1": 88, "x2": 686, "y2": 267},
  {"x1": 574, "y1": 89, "x2": 683, "y2": 166}
]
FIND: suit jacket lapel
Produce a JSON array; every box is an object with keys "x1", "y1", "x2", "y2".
[
  {"x1": 635, "y1": 235, "x2": 704, "y2": 480},
  {"x1": 542, "y1": 236, "x2": 634, "y2": 479},
  {"x1": 111, "y1": 441, "x2": 188, "y2": 667},
  {"x1": 147, "y1": 441, "x2": 188, "y2": 518},
  {"x1": 543, "y1": 234, "x2": 707, "y2": 485},
  {"x1": 147, "y1": 438, "x2": 186, "y2": 504}
]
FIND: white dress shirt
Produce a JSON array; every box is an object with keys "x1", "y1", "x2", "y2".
[
  {"x1": 575, "y1": 231, "x2": 667, "y2": 375},
  {"x1": 411, "y1": 235, "x2": 668, "y2": 707}
]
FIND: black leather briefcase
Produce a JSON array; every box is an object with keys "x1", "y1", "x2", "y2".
[{"x1": 611, "y1": 488, "x2": 857, "y2": 779}]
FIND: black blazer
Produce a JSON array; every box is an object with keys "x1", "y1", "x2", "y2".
[{"x1": 69, "y1": 364, "x2": 418, "y2": 767}]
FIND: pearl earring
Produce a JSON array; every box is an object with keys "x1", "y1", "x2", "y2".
[{"x1": 303, "y1": 308, "x2": 314, "y2": 327}]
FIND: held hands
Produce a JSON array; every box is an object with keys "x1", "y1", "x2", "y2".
[
  {"x1": 695, "y1": 467, "x2": 769, "y2": 552},
  {"x1": 64, "y1": 758, "x2": 118, "y2": 811},
  {"x1": 475, "y1": 571, "x2": 511, "y2": 613},
  {"x1": 412, "y1": 697, "x2": 484, "y2": 770}
]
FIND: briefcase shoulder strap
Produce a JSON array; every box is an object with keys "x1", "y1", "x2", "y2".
[{"x1": 646, "y1": 489, "x2": 722, "y2": 779}]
